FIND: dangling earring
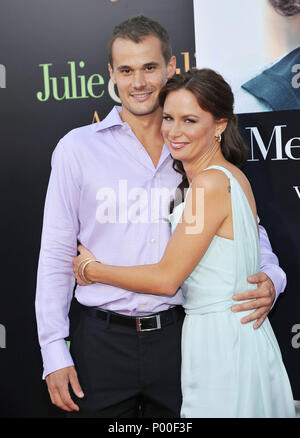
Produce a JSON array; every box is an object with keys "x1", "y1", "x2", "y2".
[{"x1": 215, "y1": 133, "x2": 222, "y2": 143}]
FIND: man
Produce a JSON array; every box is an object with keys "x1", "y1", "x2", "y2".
[{"x1": 35, "y1": 15, "x2": 287, "y2": 418}]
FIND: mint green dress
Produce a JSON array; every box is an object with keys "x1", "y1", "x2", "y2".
[{"x1": 169, "y1": 165, "x2": 295, "y2": 418}]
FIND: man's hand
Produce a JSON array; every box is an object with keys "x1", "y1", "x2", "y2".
[
  {"x1": 231, "y1": 272, "x2": 276, "y2": 329},
  {"x1": 46, "y1": 366, "x2": 84, "y2": 412}
]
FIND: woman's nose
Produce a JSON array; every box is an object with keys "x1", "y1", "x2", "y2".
[{"x1": 169, "y1": 123, "x2": 182, "y2": 138}]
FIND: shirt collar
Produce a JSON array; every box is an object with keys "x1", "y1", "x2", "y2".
[
  {"x1": 94, "y1": 106, "x2": 125, "y2": 132},
  {"x1": 93, "y1": 105, "x2": 171, "y2": 164}
]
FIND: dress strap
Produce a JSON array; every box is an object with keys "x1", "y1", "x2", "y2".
[
  {"x1": 202, "y1": 165, "x2": 233, "y2": 180},
  {"x1": 186, "y1": 165, "x2": 232, "y2": 202},
  {"x1": 201, "y1": 166, "x2": 260, "y2": 294}
]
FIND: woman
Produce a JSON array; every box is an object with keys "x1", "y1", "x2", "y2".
[{"x1": 72, "y1": 69, "x2": 295, "y2": 418}]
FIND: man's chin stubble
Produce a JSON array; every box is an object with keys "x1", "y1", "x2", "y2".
[{"x1": 124, "y1": 102, "x2": 160, "y2": 117}]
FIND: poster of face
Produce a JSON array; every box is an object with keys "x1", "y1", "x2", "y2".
[{"x1": 193, "y1": 0, "x2": 300, "y2": 113}]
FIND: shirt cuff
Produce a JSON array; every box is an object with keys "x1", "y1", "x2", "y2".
[
  {"x1": 261, "y1": 264, "x2": 287, "y2": 310},
  {"x1": 41, "y1": 339, "x2": 74, "y2": 380}
]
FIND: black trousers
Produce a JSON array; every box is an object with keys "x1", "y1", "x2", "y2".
[{"x1": 67, "y1": 306, "x2": 184, "y2": 418}]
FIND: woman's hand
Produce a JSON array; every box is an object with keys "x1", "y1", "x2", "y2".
[{"x1": 72, "y1": 244, "x2": 96, "y2": 285}]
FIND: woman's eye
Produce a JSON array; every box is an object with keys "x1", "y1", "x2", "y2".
[
  {"x1": 162, "y1": 116, "x2": 172, "y2": 121},
  {"x1": 185, "y1": 119, "x2": 196, "y2": 123}
]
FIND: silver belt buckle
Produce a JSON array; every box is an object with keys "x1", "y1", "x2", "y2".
[{"x1": 136, "y1": 314, "x2": 161, "y2": 332}]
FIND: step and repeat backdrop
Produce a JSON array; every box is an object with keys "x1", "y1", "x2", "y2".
[
  {"x1": 0, "y1": 0, "x2": 196, "y2": 417},
  {"x1": 0, "y1": 0, "x2": 299, "y2": 417}
]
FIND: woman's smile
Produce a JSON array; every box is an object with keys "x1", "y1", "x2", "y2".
[{"x1": 169, "y1": 141, "x2": 189, "y2": 150}]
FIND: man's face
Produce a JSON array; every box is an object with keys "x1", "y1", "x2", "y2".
[{"x1": 109, "y1": 35, "x2": 176, "y2": 117}]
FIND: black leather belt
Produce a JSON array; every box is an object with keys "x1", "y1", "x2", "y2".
[{"x1": 80, "y1": 305, "x2": 185, "y2": 332}]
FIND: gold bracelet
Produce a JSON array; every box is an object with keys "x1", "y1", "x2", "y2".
[
  {"x1": 77, "y1": 258, "x2": 94, "y2": 283},
  {"x1": 81, "y1": 259, "x2": 100, "y2": 284}
]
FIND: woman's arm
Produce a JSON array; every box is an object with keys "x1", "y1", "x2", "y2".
[{"x1": 74, "y1": 170, "x2": 230, "y2": 296}]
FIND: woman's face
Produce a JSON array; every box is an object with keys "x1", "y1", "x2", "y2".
[{"x1": 161, "y1": 89, "x2": 224, "y2": 162}]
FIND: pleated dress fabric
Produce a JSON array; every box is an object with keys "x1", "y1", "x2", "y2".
[{"x1": 169, "y1": 165, "x2": 295, "y2": 418}]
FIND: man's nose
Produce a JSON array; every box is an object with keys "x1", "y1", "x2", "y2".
[{"x1": 132, "y1": 71, "x2": 147, "y2": 89}]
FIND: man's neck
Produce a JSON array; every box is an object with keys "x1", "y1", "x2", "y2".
[
  {"x1": 120, "y1": 106, "x2": 163, "y2": 141},
  {"x1": 120, "y1": 106, "x2": 165, "y2": 168}
]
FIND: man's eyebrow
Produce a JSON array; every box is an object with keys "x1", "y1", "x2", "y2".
[
  {"x1": 117, "y1": 65, "x2": 131, "y2": 71},
  {"x1": 144, "y1": 62, "x2": 160, "y2": 67},
  {"x1": 117, "y1": 62, "x2": 160, "y2": 71}
]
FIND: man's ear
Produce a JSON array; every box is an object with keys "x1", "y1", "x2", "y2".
[
  {"x1": 167, "y1": 56, "x2": 176, "y2": 79},
  {"x1": 108, "y1": 63, "x2": 116, "y2": 84}
]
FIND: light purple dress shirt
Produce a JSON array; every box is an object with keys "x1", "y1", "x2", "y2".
[{"x1": 35, "y1": 106, "x2": 287, "y2": 379}]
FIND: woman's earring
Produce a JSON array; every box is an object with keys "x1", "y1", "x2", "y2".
[{"x1": 215, "y1": 134, "x2": 222, "y2": 143}]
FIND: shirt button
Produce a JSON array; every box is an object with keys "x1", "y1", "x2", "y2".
[
  {"x1": 138, "y1": 145, "x2": 142, "y2": 150},
  {"x1": 151, "y1": 238, "x2": 156, "y2": 243},
  {"x1": 121, "y1": 125, "x2": 126, "y2": 130}
]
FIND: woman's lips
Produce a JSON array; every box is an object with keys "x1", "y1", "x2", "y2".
[{"x1": 169, "y1": 141, "x2": 189, "y2": 150}]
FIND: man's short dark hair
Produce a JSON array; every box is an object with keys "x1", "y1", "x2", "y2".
[
  {"x1": 108, "y1": 14, "x2": 172, "y2": 67},
  {"x1": 268, "y1": 0, "x2": 300, "y2": 16}
]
